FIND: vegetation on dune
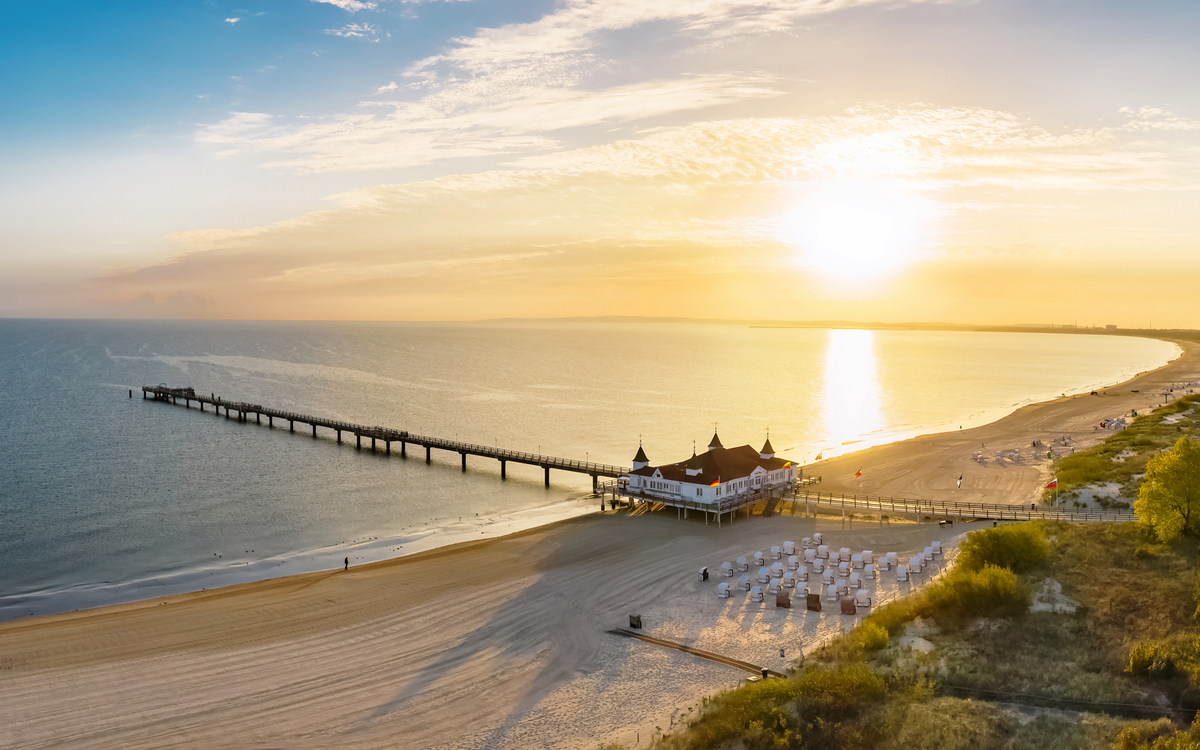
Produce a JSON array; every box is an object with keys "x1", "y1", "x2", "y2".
[
  {"x1": 957, "y1": 522, "x2": 1050, "y2": 574},
  {"x1": 1137, "y1": 437, "x2": 1200, "y2": 541},
  {"x1": 1046, "y1": 394, "x2": 1200, "y2": 505},
  {"x1": 642, "y1": 514, "x2": 1200, "y2": 750}
]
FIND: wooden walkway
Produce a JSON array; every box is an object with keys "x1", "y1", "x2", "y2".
[
  {"x1": 791, "y1": 489, "x2": 1137, "y2": 523},
  {"x1": 141, "y1": 385, "x2": 628, "y2": 488}
]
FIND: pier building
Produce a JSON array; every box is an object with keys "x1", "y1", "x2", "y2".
[{"x1": 627, "y1": 432, "x2": 798, "y2": 505}]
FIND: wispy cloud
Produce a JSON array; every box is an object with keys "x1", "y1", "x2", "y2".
[
  {"x1": 225, "y1": 17, "x2": 241, "y2": 23},
  {"x1": 312, "y1": 0, "x2": 378, "y2": 11},
  {"x1": 1120, "y1": 106, "x2": 1200, "y2": 132},
  {"x1": 160, "y1": 106, "x2": 1200, "y2": 298},
  {"x1": 198, "y1": 0, "x2": 936, "y2": 173},
  {"x1": 325, "y1": 22, "x2": 379, "y2": 38},
  {"x1": 376, "y1": 82, "x2": 399, "y2": 93}
]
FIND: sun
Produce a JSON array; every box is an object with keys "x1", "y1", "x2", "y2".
[{"x1": 781, "y1": 183, "x2": 932, "y2": 284}]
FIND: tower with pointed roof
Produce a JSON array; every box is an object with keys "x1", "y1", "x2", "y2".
[
  {"x1": 759, "y1": 435, "x2": 775, "y2": 460},
  {"x1": 632, "y1": 443, "x2": 649, "y2": 471},
  {"x1": 707, "y1": 431, "x2": 723, "y2": 451}
]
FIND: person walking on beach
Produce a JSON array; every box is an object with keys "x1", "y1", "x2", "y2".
[{"x1": 344, "y1": 557, "x2": 349, "y2": 571}]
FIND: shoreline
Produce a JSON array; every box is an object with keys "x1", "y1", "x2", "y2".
[
  {"x1": 3, "y1": 338, "x2": 1199, "y2": 749},
  {"x1": 3, "y1": 335, "x2": 1187, "y2": 625}
]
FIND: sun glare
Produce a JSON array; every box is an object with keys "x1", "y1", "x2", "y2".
[{"x1": 782, "y1": 184, "x2": 932, "y2": 284}]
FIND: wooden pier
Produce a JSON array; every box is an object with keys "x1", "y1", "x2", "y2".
[{"x1": 141, "y1": 385, "x2": 628, "y2": 490}]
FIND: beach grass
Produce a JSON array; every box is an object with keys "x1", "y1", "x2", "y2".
[{"x1": 1046, "y1": 394, "x2": 1200, "y2": 504}]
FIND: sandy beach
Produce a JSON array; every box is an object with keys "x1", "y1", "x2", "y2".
[{"x1": 3, "y1": 337, "x2": 1197, "y2": 750}]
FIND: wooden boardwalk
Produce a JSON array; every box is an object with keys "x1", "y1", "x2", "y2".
[
  {"x1": 141, "y1": 385, "x2": 628, "y2": 489},
  {"x1": 790, "y1": 489, "x2": 1138, "y2": 523}
]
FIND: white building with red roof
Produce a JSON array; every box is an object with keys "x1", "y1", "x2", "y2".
[{"x1": 627, "y1": 432, "x2": 797, "y2": 506}]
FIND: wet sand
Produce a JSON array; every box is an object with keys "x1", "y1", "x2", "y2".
[{"x1": 2, "y1": 338, "x2": 1196, "y2": 749}]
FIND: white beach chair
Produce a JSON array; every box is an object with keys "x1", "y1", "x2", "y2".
[
  {"x1": 750, "y1": 586, "x2": 764, "y2": 602},
  {"x1": 797, "y1": 565, "x2": 809, "y2": 582},
  {"x1": 787, "y1": 554, "x2": 800, "y2": 571},
  {"x1": 717, "y1": 582, "x2": 730, "y2": 599},
  {"x1": 736, "y1": 556, "x2": 749, "y2": 572},
  {"x1": 877, "y1": 557, "x2": 890, "y2": 571},
  {"x1": 754, "y1": 551, "x2": 766, "y2": 566},
  {"x1": 886, "y1": 552, "x2": 898, "y2": 567},
  {"x1": 838, "y1": 561, "x2": 850, "y2": 577},
  {"x1": 825, "y1": 586, "x2": 839, "y2": 601},
  {"x1": 896, "y1": 564, "x2": 909, "y2": 581},
  {"x1": 931, "y1": 541, "x2": 942, "y2": 556},
  {"x1": 839, "y1": 547, "x2": 851, "y2": 562},
  {"x1": 849, "y1": 572, "x2": 862, "y2": 589},
  {"x1": 855, "y1": 589, "x2": 872, "y2": 608},
  {"x1": 924, "y1": 547, "x2": 934, "y2": 562},
  {"x1": 782, "y1": 571, "x2": 796, "y2": 588},
  {"x1": 813, "y1": 532, "x2": 823, "y2": 544},
  {"x1": 794, "y1": 584, "x2": 808, "y2": 598},
  {"x1": 771, "y1": 562, "x2": 784, "y2": 577},
  {"x1": 769, "y1": 577, "x2": 782, "y2": 594},
  {"x1": 862, "y1": 550, "x2": 874, "y2": 565},
  {"x1": 738, "y1": 575, "x2": 751, "y2": 591},
  {"x1": 864, "y1": 563, "x2": 875, "y2": 580},
  {"x1": 783, "y1": 541, "x2": 796, "y2": 556},
  {"x1": 804, "y1": 549, "x2": 817, "y2": 564},
  {"x1": 801, "y1": 536, "x2": 812, "y2": 548},
  {"x1": 721, "y1": 561, "x2": 734, "y2": 577},
  {"x1": 909, "y1": 556, "x2": 923, "y2": 573},
  {"x1": 812, "y1": 558, "x2": 825, "y2": 573},
  {"x1": 822, "y1": 568, "x2": 835, "y2": 586},
  {"x1": 817, "y1": 545, "x2": 829, "y2": 559},
  {"x1": 851, "y1": 553, "x2": 863, "y2": 569},
  {"x1": 835, "y1": 579, "x2": 848, "y2": 595},
  {"x1": 758, "y1": 567, "x2": 771, "y2": 584},
  {"x1": 771, "y1": 546, "x2": 782, "y2": 560}
]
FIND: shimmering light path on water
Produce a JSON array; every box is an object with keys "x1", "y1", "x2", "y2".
[{"x1": 0, "y1": 320, "x2": 1177, "y2": 619}]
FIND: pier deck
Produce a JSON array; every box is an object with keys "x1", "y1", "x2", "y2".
[{"x1": 142, "y1": 385, "x2": 627, "y2": 489}]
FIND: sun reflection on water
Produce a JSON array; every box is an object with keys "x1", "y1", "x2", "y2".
[{"x1": 821, "y1": 329, "x2": 884, "y2": 448}]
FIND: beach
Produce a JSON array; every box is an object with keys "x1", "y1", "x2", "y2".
[{"x1": 2, "y1": 338, "x2": 1197, "y2": 750}]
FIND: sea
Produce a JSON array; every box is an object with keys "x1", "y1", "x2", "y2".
[{"x1": 0, "y1": 319, "x2": 1178, "y2": 621}]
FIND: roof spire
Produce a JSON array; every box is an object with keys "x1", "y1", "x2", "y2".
[{"x1": 760, "y1": 430, "x2": 775, "y2": 460}]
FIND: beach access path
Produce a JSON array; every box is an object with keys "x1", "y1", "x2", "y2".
[{"x1": 1, "y1": 337, "x2": 1197, "y2": 750}]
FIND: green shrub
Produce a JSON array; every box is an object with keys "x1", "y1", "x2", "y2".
[
  {"x1": 925, "y1": 564, "x2": 1030, "y2": 619},
  {"x1": 659, "y1": 664, "x2": 885, "y2": 750},
  {"x1": 864, "y1": 593, "x2": 928, "y2": 635},
  {"x1": 859, "y1": 621, "x2": 889, "y2": 651},
  {"x1": 958, "y1": 522, "x2": 1050, "y2": 574},
  {"x1": 1127, "y1": 632, "x2": 1200, "y2": 687}
]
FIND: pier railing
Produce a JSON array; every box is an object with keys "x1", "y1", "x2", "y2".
[
  {"x1": 789, "y1": 489, "x2": 1136, "y2": 523},
  {"x1": 142, "y1": 385, "x2": 629, "y2": 486}
]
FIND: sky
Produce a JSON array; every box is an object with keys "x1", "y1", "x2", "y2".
[{"x1": 2, "y1": 0, "x2": 1199, "y2": 325}]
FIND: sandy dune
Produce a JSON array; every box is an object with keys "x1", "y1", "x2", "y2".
[{"x1": 2, "y1": 338, "x2": 1196, "y2": 750}]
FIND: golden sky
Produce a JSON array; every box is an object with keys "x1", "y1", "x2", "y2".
[{"x1": 2, "y1": 0, "x2": 1199, "y2": 325}]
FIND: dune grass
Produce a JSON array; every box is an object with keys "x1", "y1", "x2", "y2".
[{"x1": 1047, "y1": 394, "x2": 1200, "y2": 504}]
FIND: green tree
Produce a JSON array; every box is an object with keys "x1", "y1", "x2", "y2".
[{"x1": 1137, "y1": 437, "x2": 1200, "y2": 541}]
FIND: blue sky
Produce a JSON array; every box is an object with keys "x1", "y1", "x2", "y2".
[{"x1": 2, "y1": 0, "x2": 1199, "y2": 323}]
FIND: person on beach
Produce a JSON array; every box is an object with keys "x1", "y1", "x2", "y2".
[{"x1": 344, "y1": 557, "x2": 349, "y2": 571}]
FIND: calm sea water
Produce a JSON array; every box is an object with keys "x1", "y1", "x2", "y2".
[{"x1": 0, "y1": 320, "x2": 1177, "y2": 619}]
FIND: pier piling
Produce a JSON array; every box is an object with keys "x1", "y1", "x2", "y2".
[{"x1": 141, "y1": 385, "x2": 629, "y2": 492}]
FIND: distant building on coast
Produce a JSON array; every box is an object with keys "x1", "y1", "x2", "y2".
[{"x1": 626, "y1": 432, "x2": 797, "y2": 505}]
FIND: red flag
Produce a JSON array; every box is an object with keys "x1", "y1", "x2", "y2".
[
  {"x1": 710, "y1": 478, "x2": 719, "y2": 487},
  {"x1": 854, "y1": 468, "x2": 862, "y2": 478},
  {"x1": 814, "y1": 452, "x2": 823, "y2": 461},
  {"x1": 1045, "y1": 479, "x2": 1058, "y2": 489}
]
